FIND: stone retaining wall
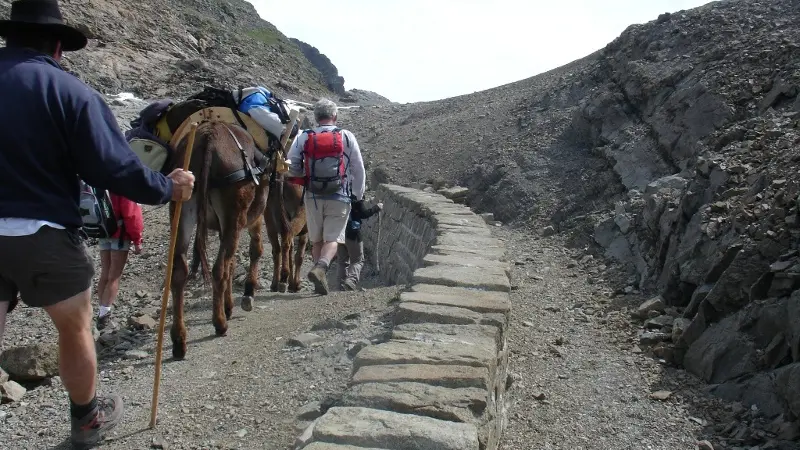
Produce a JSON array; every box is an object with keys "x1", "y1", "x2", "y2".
[
  {"x1": 360, "y1": 184, "x2": 438, "y2": 286},
  {"x1": 296, "y1": 184, "x2": 513, "y2": 450}
]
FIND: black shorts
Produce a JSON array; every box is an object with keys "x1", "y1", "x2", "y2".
[{"x1": 0, "y1": 226, "x2": 95, "y2": 309}]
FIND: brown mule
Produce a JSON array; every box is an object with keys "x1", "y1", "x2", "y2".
[
  {"x1": 265, "y1": 175, "x2": 308, "y2": 293},
  {"x1": 167, "y1": 120, "x2": 270, "y2": 360}
]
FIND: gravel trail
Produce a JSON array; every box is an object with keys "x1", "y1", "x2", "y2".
[{"x1": 496, "y1": 227, "x2": 747, "y2": 450}]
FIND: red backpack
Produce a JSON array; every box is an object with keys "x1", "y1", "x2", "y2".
[{"x1": 302, "y1": 128, "x2": 348, "y2": 195}]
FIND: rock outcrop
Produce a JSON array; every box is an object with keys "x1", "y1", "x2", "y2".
[
  {"x1": 289, "y1": 39, "x2": 393, "y2": 105},
  {"x1": 339, "y1": 89, "x2": 394, "y2": 106},
  {"x1": 291, "y1": 38, "x2": 346, "y2": 96},
  {"x1": 565, "y1": 0, "x2": 800, "y2": 420}
]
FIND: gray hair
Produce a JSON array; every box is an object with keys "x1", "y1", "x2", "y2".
[{"x1": 314, "y1": 98, "x2": 338, "y2": 122}]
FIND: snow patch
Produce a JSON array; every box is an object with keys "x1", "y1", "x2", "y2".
[
  {"x1": 109, "y1": 92, "x2": 140, "y2": 102},
  {"x1": 285, "y1": 99, "x2": 313, "y2": 111}
]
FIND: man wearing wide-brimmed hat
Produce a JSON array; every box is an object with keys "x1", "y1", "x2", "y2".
[{"x1": 0, "y1": 0, "x2": 196, "y2": 447}]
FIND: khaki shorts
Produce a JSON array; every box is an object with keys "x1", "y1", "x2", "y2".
[
  {"x1": 304, "y1": 197, "x2": 351, "y2": 244},
  {"x1": 0, "y1": 226, "x2": 95, "y2": 308}
]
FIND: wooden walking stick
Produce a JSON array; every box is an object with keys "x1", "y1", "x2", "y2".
[{"x1": 149, "y1": 122, "x2": 198, "y2": 429}]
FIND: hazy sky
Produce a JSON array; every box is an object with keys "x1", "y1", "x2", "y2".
[{"x1": 250, "y1": 0, "x2": 715, "y2": 103}]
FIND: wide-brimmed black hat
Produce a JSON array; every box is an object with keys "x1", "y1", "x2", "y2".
[{"x1": 0, "y1": 0, "x2": 87, "y2": 51}]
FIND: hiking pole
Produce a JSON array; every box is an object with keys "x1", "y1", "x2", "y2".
[{"x1": 149, "y1": 122, "x2": 198, "y2": 429}]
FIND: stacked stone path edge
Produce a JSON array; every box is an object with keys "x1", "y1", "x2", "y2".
[{"x1": 295, "y1": 184, "x2": 513, "y2": 450}]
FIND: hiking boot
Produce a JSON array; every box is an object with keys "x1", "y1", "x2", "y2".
[
  {"x1": 342, "y1": 278, "x2": 357, "y2": 291},
  {"x1": 96, "y1": 313, "x2": 111, "y2": 331},
  {"x1": 307, "y1": 264, "x2": 329, "y2": 295},
  {"x1": 71, "y1": 393, "x2": 124, "y2": 449}
]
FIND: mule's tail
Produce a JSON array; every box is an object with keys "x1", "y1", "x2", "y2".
[
  {"x1": 278, "y1": 175, "x2": 292, "y2": 235},
  {"x1": 193, "y1": 127, "x2": 213, "y2": 285}
]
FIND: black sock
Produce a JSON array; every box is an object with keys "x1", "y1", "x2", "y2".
[{"x1": 70, "y1": 396, "x2": 98, "y2": 419}]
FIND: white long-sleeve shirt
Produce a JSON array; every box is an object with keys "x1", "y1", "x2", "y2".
[{"x1": 286, "y1": 125, "x2": 365, "y2": 202}]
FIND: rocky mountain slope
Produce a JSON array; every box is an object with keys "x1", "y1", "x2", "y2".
[
  {"x1": 344, "y1": 0, "x2": 800, "y2": 435},
  {"x1": 0, "y1": 0, "x2": 386, "y2": 103},
  {"x1": 0, "y1": 0, "x2": 330, "y2": 100}
]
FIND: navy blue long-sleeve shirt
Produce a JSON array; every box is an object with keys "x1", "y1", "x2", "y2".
[{"x1": 0, "y1": 47, "x2": 173, "y2": 229}]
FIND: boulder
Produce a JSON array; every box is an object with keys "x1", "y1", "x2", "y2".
[
  {"x1": 0, "y1": 343, "x2": 59, "y2": 381},
  {"x1": 671, "y1": 318, "x2": 692, "y2": 344},
  {"x1": 632, "y1": 296, "x2": 665, "y2": 319},
  {"x1": 0, "y1": 380, "x2": 26, "y2": 403},
  {"x1": 775, "y1": 363, "x2": 800, "y2": 419},
  {"x1": 683, "y1": 316, "x2": 758, "y2": 384}
]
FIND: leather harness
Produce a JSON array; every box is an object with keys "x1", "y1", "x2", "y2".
[{"x1": 210, "y1": 122, "x2": 270, "y2": 189}]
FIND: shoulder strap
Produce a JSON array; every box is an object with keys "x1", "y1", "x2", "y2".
[
  {"x1": 302, "y1": 129, "x2": 315, "y2": 155},
  {"x1": 228, "y1": 88, "x2": 248, "y2": 130},
  {"x1": 268, "y1": 95, "x2": 291, "y2": 124},
  {"x1": 336, "y1": 128, "x2": 350, "y2": 147}
]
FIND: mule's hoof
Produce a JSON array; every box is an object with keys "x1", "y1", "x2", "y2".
[
  {"x1": 170, "y1": 326, "x2": 187, "y2": 360},
  {"x1": 172, "y1": 344, "x2": 187, "y2": 360},
  {"x1": 270, "y1": 284, "x2": 278, "y2": 292},
  {"x1": 278, "y1": 282, "x2": 288, "y2": 293},
  {"x1": 241, "y1": 296, "x2": 254, "y2": 312},
  {"x1": 213, "y1": 316, "x2": 228, "y2": 336}
]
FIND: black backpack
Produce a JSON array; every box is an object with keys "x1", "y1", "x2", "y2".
[
  {"x1": 187, "y1": 86, "x2": 239, "y2": 109},
  {"x1": 78, "y1": 180, "x2": 119, "y2": 239},
  {"x1": 267, "y1": 94, "x2": 291, "y2": 124}
]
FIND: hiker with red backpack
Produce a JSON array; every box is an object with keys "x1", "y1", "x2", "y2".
[
  {"x1": 286, "y1": 98, "x2": 366, "y2": 295},
  {"x1": 95, "y1": 193, "x2": 144, "y2": 330}
]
